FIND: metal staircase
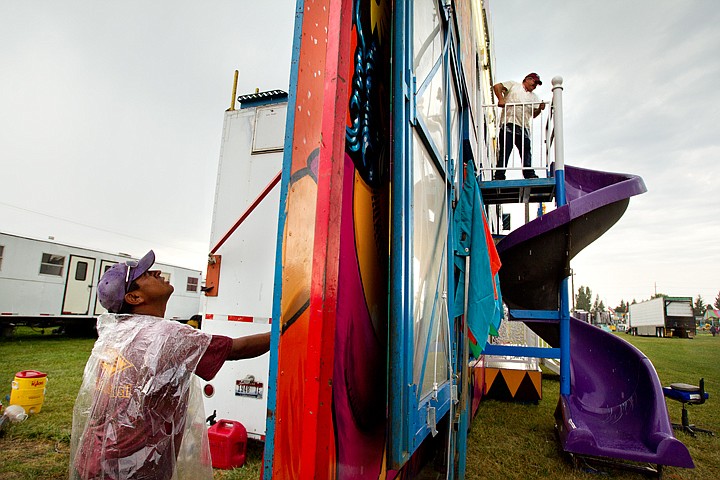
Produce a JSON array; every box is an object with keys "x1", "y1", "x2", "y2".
[{"x1": 479, "y1": 77, "x2": 571, "y2": 396}]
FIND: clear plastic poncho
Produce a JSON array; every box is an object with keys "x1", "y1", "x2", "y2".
[{"x1": 69, "y1": 313, "x2": 213, "y2": 480}]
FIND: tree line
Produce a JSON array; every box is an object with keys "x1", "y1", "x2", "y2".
[{"x1": 574, "y1": 286, "x2": 720, "y2": 318}]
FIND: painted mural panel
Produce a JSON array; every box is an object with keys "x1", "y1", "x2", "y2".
[
  {"x1": 333, "y1": 0, "x2": 391, "y2": 475},
  {"x1": 270, "y1": 0, "x2": 392, "y2": 478},
  {"x1": 272, "y1": 0, "x2": 332, "y2": 477}
]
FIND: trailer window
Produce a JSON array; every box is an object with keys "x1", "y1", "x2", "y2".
[
  {"x1": 40, "y1": 253, "x2": 65, "y2": 276},
  {"x1": 187, "y1": 276, "x2": 199, "y2": 292},
  {"x1": 0, "y1": 245, "x2": 4, "y2": 270},
  {"x1": 75, "y1": 261, "x2": 88, "y2": 281}
]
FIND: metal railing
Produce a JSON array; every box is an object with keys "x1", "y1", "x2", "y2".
[
  {"x1": 480, "y1": 77, "x2": 565, "y2": 182},
  {"x1": 481, "y1": 101, "x2": 550, "y2": 180}
]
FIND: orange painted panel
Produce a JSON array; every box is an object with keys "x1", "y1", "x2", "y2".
[{"x1": 204, "y1": 255, "x2": 221, "y2": 297}]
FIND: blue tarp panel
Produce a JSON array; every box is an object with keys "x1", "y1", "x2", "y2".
[{"x1": 453, "y1": 162, "x2": 503, "y2": 356}]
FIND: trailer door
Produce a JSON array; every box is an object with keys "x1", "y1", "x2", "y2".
[
  {"x1": 93, "y1": 260, "x2": 116, "y2": 315},
  {"x1": 62, "y1": 255, "x2": 96, "y2": 314}
]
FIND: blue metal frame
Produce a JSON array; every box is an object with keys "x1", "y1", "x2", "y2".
[
  {"x1": 483, "y1": 344, "x2": 561, "y2": 359},
  {"x1": 390, "y1": 0, "x2": 474, "y2": 472},
  {"x1": 509, "y1": 309, "x2": 560, "y2": 321},
  {"x1": 556, "y1": 167, "x2": 570, "y2": 396},
  {"x1": 389, "y1": 0, "x2": 412, "y2": 467},
  {"x1": 413, "y1": 386, "x2": 452, "y2": 447}
]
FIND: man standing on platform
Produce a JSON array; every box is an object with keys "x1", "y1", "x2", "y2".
[{"x1": 493, "y1": 72, "x2": 545, "y2": 180}]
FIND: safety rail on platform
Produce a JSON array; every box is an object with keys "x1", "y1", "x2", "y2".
[
  {"x1": 480, "y1": 100, "x2": 550, "y2": 181},
  {"x1": 480, "y1": 77, "x2": 566, "y2": 183}
]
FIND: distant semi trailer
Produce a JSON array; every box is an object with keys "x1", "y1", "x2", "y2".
[
  {"x1": 0, "y1": 232, "x2": 203, "y2": 336},
  {"x1": 628, "y1": 296, "x2": 695, "y2": 338}
]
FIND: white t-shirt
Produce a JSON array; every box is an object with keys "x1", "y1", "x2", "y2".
[{"x1": 499, "y1": 80, "x2": 540, "y2": 129}]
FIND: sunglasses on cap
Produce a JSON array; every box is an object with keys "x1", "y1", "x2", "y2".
[{"x1": 124, "y1": 259, "x2": 139, "y2": 293}]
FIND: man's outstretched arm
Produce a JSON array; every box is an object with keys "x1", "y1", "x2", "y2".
[{"x1": 228, "y1": 332, "x2": 271, "y2": 360}]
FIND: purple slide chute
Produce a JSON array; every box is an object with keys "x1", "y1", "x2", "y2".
[{"x1": 496, "y1": 164, "x2": 694, "y2": 468}]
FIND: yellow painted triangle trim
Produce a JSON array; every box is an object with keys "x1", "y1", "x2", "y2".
[
  {"x1": 502, "y1": 370, "x2": 525, "y2": 397},
  {"x1": 529, "y1": 371, "x2": 542, "y2": 396},
  {"x1": 484, "y1": 368, "x2": 499, "y2": 394}
]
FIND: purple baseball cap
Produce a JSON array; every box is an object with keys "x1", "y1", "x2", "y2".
[{"x1": 97, "y1": 250, "x2": 155, "y2": 313}]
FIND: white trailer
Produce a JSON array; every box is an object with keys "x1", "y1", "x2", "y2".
[
  {"x1": 200, "y1": 90, "x2": 287, "y2": 440},
  {"x1": 628, "y1": 296, "x2": 695, "y2": 338},
  {"x1": 0, "y1": 232, "x2": 203, "y2": 335}
]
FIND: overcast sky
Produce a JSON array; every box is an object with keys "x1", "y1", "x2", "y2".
[
  {"x1": 0, "y1": 1, "x2": 295, "y2": 270},
  {"x1": 1, "y1": 1, "x2": 718, "y2": 310}
]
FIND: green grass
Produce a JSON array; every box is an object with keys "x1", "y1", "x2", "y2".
[{"x1": 1, "y1": 328, "x2": 719, "y2": 479}]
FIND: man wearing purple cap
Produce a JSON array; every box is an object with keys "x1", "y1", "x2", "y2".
[
  {"x1": 492, "y1": 72, "x2": 545, "y2": 180},
  {"x1": 69, "y1": 250, "x2": 270, "y2": 480}
]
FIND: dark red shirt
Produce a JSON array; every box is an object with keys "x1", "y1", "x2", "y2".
[{"x1": 196, "y1": 335, "x2": 233, "y2": 381}]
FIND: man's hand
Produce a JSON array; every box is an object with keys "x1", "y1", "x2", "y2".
[
  {"x1": 533, "y1": 102, "x2": 546, "y2": 117},
  {"x1": 228, "y1": 332, "x2": 271, "y2": 360},
  {"x1": 493, "y1": 83, "x2": 507, "y2": 108}
]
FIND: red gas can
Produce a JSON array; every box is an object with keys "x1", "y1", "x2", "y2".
[{"x1": 207, "y1": 419, "x2": 248, "y2": 469}]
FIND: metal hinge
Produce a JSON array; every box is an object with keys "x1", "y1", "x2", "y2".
[
  {"x1": 427, "y1": 404, "x2": 438, "y2": 437},
  {"x1": 410, "y1": 74, "x2": 417, "y2": 125}
]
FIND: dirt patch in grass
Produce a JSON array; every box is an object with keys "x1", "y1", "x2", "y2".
[{"x1": 0, "y1": 438, "x2": 70, "y2": 480}]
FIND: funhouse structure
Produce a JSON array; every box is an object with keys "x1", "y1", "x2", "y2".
[{"x1": 200, "y1": 0, "x2": 695, "y2": 478}]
